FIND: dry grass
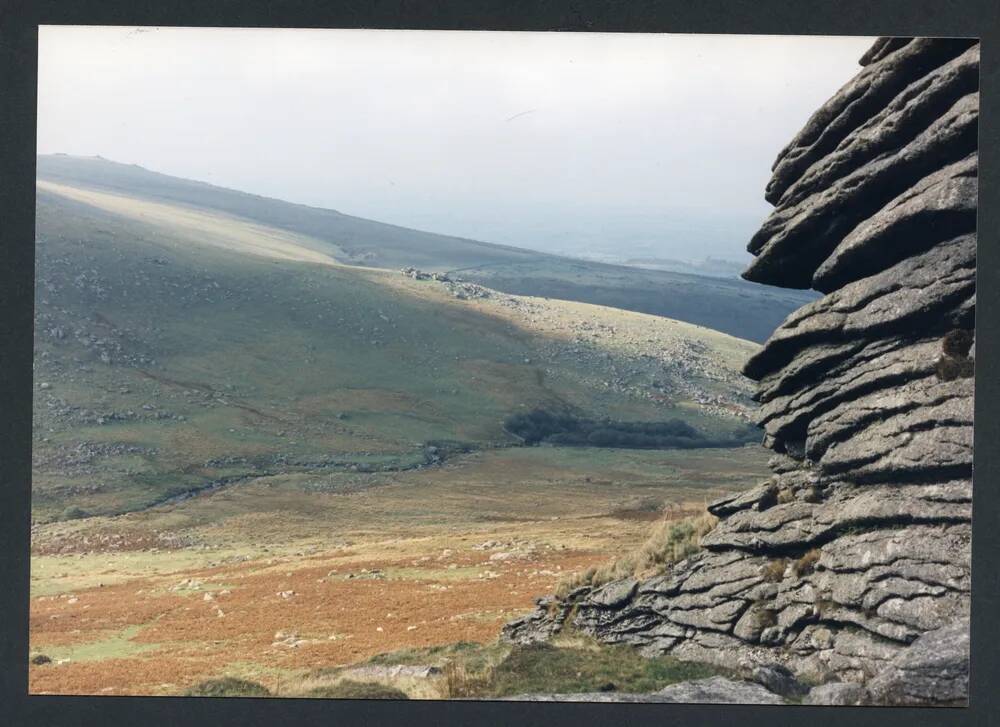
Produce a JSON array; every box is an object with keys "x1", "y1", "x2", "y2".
[
  {"x1": 27, "y1": 531, "x2": 607, "y2": 696},
  {"x1": 761, "y1": 558, "x2": 789, "y2": 583},
  {"x1": 28, "y1": 446, "x2": 768, "y2": 696},
  {"x1": 443, "y1": 657, "x2": 501, "y2": 698},
  {"x1": 555, "y1": 509, "x2": 717, "y2": 597},
  {"x1": 792, "y1": 548, "x2": 822, "y2": 577}
]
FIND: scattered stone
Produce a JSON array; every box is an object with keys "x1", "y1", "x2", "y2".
[{"x1": 804, "y1": 682, "x2": 869, "y2": 706}]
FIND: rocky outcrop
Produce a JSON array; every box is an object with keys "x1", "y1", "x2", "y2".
[{"x1": 502, "y1": 37, "x2": 976, "y2": 706}]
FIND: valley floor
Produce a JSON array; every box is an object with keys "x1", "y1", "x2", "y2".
[{"x1": 28, "y1": 445, "x2": 768, "y2": 697}]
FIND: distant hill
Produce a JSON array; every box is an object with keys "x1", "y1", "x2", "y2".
[
  {"x1": 620, "y1": 256, "x2": 747, "y2": 278},
  {"x1": 36, "y1": 155, "x2": 814, "y2": 342},
  {"x1": 32, "y1": 183, "x2": 760, "y2": 521},
  {"x1": 36, "y1": 154, "x2": 540, "y2": 271}
]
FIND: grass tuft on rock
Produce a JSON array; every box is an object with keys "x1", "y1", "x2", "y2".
[
  {"x1": 792, "y1": 548, "x2": 822, "y2": 577},
  {"x1": 761, "y1": 558, "x2": 789, "y2": 582},
  {"x1": 555, "y1": 510, "x2": 717, "y2": 597}
]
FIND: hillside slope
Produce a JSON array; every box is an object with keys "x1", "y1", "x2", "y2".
[
  {"x1": 33, "y1": 181, "x2": 759, "y2": 522},
  {"x1": 37, "y1": 154, "x2": 813, "y2": 342}
]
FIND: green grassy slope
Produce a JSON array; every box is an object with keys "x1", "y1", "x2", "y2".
[
  {"x1": 32, "y1": 185, "x2": 758, "y2": 522},
  {"x1": 36, "y1": 155, "x2": 813, "y2": 342}
]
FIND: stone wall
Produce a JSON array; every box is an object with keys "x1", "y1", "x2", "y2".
[{"x1": 501, "y1": 37, "x2": 977, "y2": 705}]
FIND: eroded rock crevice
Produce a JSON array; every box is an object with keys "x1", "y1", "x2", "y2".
[{"x1": 501, "y1": 37, "x2": 976, "y2": 706}]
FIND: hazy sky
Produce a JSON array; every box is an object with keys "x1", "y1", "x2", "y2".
[{"x1": 38, "y1": 27, "x2": 874, "y2": 262}]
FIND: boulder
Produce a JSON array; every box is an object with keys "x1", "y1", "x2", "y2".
[
  {"x1": 766, "y1": 38, "x2": 975, "y2": 205},
  {"x1": 588, "y1": 579, "x2": 638, "y2": 608},
  {"x1": 859, "y1": 37, "x2": 912, "y2": 67},
  {"x1": 749, "y1": 662, "x2": 810, "y2": 698},
  {"x1": 702, "y1": 481, "x2": 970, "y2": 553},
  {"x1": 806, "y1": 375, "x2": 972, "y2": 461},
  {"x1": 813, "y1": 154, "x2": 977, "y2": 291},
  {"x1": 755, "y1": 339, "x2": 941, "y2": 448},
  {"x1": 779, "y1": 46, "x2": 979, "y2": 209},
  {"x1": 653, "y1": 676, "x2": 786, "y2": 704},
  {"x1": 707, "y1": 480, "x2": 780, "y2": 517},
  {"x1": 866, "y1": 620, "x2": 970, "y2": 705},
  {"x1": 502, "y1": 596, "x2": 576, "y2": 645},
  {"x1": 746, "y1": 93, "x2": 978, "y2": 288},
  {"x1": 744, "y1": 231, "x2": 975, "y2": 380},
  {"x1": 818, "y1": 392, "x2": 973, "y2": 483}
]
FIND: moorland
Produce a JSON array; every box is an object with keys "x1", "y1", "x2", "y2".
[{"x1": 29, "y1": 155, "x2": 786, "y2": 696}]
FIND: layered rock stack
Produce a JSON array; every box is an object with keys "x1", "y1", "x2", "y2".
[{"x1": 502, "y1": 37, "x2": 978, "y2": 705}]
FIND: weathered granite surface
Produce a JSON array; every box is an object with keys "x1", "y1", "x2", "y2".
[{"x1": 501, "y1": 37, "x2": 976, "y2": 707}]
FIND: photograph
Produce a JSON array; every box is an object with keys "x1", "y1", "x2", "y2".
[{"x1": 27, "y1": 26, "x2": 976, "y2": 706}]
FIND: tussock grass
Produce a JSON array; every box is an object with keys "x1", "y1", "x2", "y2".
[
  {"x1": 555, "y1": 509, "x2": 717, "y2": 598},
  {"x1": 444, "y1": 657, "x2": 501, "y2": 699},
  {"x1": 477, "y1": 638, "x2": 720, "y2": 697},
  {"x1": 761, "y1": 558, "x2": 788, "y2": 583},
  {"x1": 792, "y1": 548, "x2": 822, "y2": 577}
]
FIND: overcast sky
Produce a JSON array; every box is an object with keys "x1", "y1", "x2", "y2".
[{"x1": 38, "y1": 27, "x2": 874, "y2": 262}]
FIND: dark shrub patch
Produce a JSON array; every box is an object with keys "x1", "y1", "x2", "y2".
[
  {"x1": 305, "y1": 681, "x2": 409, "y2": 700},
  {"x1": 504, "y1": 409, "x2": 760, "y2": 450},
  {"x1": 942, "y1": 329, "x2": 974, "y2": 358},
  {"x1": 502, "y1": 409, "x2": 583, "y2": 444},
  {"x1": 936, "y1": 355, "x2": 974, "y2": 381},
  {"x1": 61, "y1": 506, "x2": 90, "y2": 521},
  {"x1": 184, "y1": 677, "x2": 271, "y2": 697}
]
